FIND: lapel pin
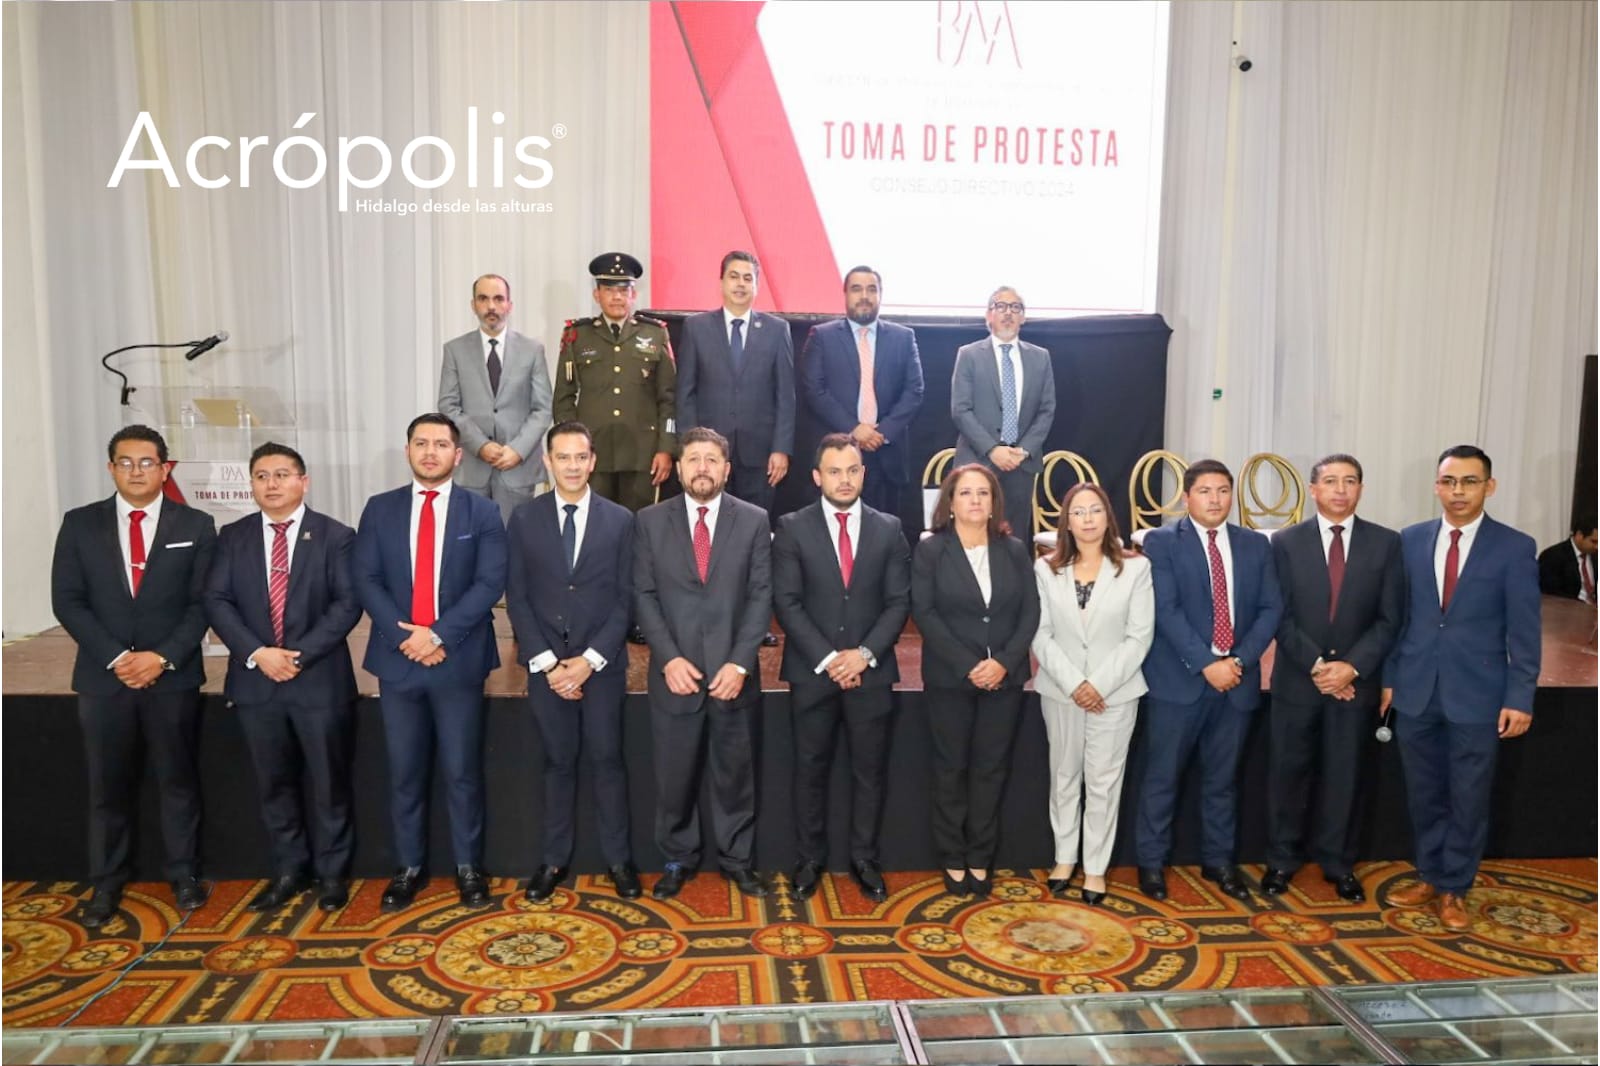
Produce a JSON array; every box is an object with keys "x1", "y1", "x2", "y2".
[{"x1": 301, "y1": 531, "x2": 312, "y2": 541}]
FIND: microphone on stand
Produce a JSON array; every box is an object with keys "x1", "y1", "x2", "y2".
[
  {"x1": 1375, "y1": 707, "x2": 1395, "y2": 743},
  {"x1": 184, "y1": 330, "x2": 229, "y2": 360},
  {"x1": 100, "y1": 330, "x2": 230, "y2": 405}
]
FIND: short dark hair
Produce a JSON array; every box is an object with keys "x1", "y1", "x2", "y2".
[
  {"x1": 108, "y1": 424, "x2": 168, "y2": 464},
  {"x1": 1309, "y1": 453, "x2": 1363, "y2": 482},
  {"x1": 250, "y1": 441, "x2": 305, "y2": 474},
  {"x1": 679, "y1": 426, "x2": 730, "y2": 460},
  {"x1": 930, "y1": 463, "x2": 1011, "y2": 538},
  {"x1": 1437, "y1": 444, "x2": 1491, "y2": 478},
  {"x1": 813, "y1": 432, "x2": 861, "y2": 469},
  {"x1": 720, "y1": 251, "x2": 759, "y2": 278},
  {"x1": 842, "y1": 265, "x2": 883, "y2": 290},
  {"x1": 473, "y1": 273, "x2": 511, "y2": 301},
  {"x1": 1571, "y1": 514, "x2": 1596, "y2": 537},
  {"x1": 545, "y1": 420, "x2": 594, "y2": 452},
  {"x1": 1183, "y1": 458, "x2": 1234, "y2": 492},
  {"x1": 406, "y1": 412, "x2": 460, "y2": 444}
]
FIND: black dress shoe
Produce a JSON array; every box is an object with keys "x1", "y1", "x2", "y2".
[
  {"x1": 851, "y1": 860, "x2": 888, "y2": 902},
  {"x1": 172, "y1": 876, "x2": 210, "y2": 911},
  {"x1": 457, "y1": 866, "x2": 492, "y2": 908},
  {"x1": 1138, "y1": 867, "x2": 1168, "y2": 901},
  {"x1": 1260, "y1": 867, "x2": 1294, "y2": 896},
  {"x1": 81, "y1": 890, "x2": 120, "y2": 929},
  {"x1": 524, "y1": 864, "x2": 567, "y2": 903},
  {"x1": 724, "y1": 867, "x2": 768, "y2": 898},
  {"x1": 1324, "y1": 872, "x2": 1366, "y2": 902},
  {"x1": 609, "y1": 863, "x2": 642, "y2": 900},
  {"x1": 761, "y1": 632, "x2": 780, "y2": 647},
  {"x1": 1081, "y1": 888, "x2": 1107, "y2": 906},
  {"x1": 967, "y1": 872, "x2": 993, "y2": 898},
  {"x1": 1202, "y1": 865, "x2": 1252, "y2": 901},
  {"x1": 653, "y1": 863, "x2": 695, "y2": 900},
  {"x1": 316, "y1": 880, "x2": 349, "y2": 912},
  {"x1": 791, "y1": 861, "x2": 824, "y2": 900},
  {"x1": 381, "y1": 869, "x2": 424, "y2": 912},
  {"x1": 1046, "y1": 877, "x2": 1073, "y2": 897},
  {"x1": 249, "y1": 872, "x2": 311, "y2": 912},
  {"x1": 628, "y1": 625, "x2": 648, "y2": 645},
  {"x1": 941, "y1": 870, "x2": 969, "y2": 896}
]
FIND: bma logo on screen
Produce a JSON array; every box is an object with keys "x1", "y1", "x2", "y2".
[{"x1": 936, "y1": 1, "x2": 1022, "y2": 67}]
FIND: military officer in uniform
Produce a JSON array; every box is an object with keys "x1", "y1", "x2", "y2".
[{"x1": 554, "y1": 253, "x2": 677, "y2": 514}]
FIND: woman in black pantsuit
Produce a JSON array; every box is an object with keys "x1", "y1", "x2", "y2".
[{"x1": 912, "y1": 464, "x2": 1041, "y2": 898}]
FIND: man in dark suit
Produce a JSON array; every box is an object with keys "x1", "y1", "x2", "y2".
[
  {"x1": 633, "y1": 427, "x2": 773, "y2": 899},
  {"x1": 951, "y1": 287, "x2": 1056, "y2": 541},
  {"x1": 438, "y1": 273, "x2": 554, "y2": 522},
  {"x1": 506, "y1": 421, "x2": 641, "y2": 901},
  {"x1": 51, "y1": 425, "x2": 217, "y2": 928},
  {"x1": 676, "y1": 251, "x2": 795, "y2": 517},
  {"x1": 355, "y1": 413, "x2": 507, "y2": 911},
  {"x1": 800, "y1": 266, "x2": 925, "y2": 519},
  {"x1": 1381, "y1": 445, "x2": 1540, "y2": 932},
  {"x1": 204, "y1": 443, "x2": 362, "y2": 913},
  {"x1": 1262, "y1": 454, "x2": 1403, "y2": 903},
  {"x1": 1136, "y1": 459, "x2": 1283, "y2": 903},
  {"x1": 772, "y1": 434, "x2": 911, "y2": 902},
  {"x1": 1537, "y1": 516, "x2": 1597, "y2": 602}
]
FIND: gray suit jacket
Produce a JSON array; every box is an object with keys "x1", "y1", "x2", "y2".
[
  {"x1": 1031, "y1": 553, "x2": 1153, "y2": 707},
  {"x1": 438, "y1": 328, "x2": 553, "y2": 492},
  {"x1": 633, "y1": 492, "x2": 772, "y2": 714},
  {"x1": 950, "y1": 337, "x2": 1056, "y2": 475},
  {"x1": 676, "y1": 309, "x2": 795, "y2": 466}
]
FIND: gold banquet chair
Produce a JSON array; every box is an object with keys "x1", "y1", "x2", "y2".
[
  {"x1": 1238, "y1": 452, "x2": 1306, "y2": 536},
  {"x1": 920, "y1": 447, "x2": 956, "y2": 540},
  {"x1": 1032, "y1": 450, "x2": 1101, "y2": 554},
  {"x1": 1128, "y1": 449, "x2": 1188, "y2": 548}
]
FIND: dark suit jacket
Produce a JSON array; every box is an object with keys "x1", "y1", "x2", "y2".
[
  {"x1": 1386, "y1": 515, "x2": 1541, "y2": 723},
  {"x1": 1270, "y1": 516, "x2": 1403, "y2": 706},
  {"x1": 800, "y1": 318, "x2": 925, "y2": 483},
  {"x1": 204, "y1": 508, "x2": 361, "y2": 708},
  {"x1": 910, "y1": 530, "x2": 1040, "y2": 690},
  {"x1": 676, "y1": 309, "x2": 795, "y2": 467},
  {"x1": 354, "y1": 483, "x2": 507, "y2": 689},
  {"x1": 772, "y1": 501, "x2": 911, "y2": 694},
  {"x1": 633, "y1": 493, "x2": 772, "y2": 714},
  {"x1": 506, "y1": 491, "x2": 634, "y2": 673},
  {"x1": 950, "y1": 337, "x2": 1056, "y2": 476},
  {"x1": 51, "y1": 495, "x2": 217, "y2": 695},
  {"x1": 1142, "y1": 516, "x2": 1283, "y2": 710},
  {"x1": 1537, "y1": 539, "x2": 1593, "y2": 600}
]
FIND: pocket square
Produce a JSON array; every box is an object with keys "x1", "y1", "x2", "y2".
[{"x1": 164, "y1": 541, "x2": 195, "y2": 548}]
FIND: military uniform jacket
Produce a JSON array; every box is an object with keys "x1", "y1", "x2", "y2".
[{"x1": 554, "y1": 315, "x2": 677, "y2": 472}]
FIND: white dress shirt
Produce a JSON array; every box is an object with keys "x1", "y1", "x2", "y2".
[
  {"x1": 480, "y1": 328, "x2": 507, "y2": 368},
  {"x1": 965, "y1": 542, "x2": 993, "y2": 607},
  {"x1": 408, "y1": 478, "x2": 454, "y2": 617},
  {"x1": 527, "y1": 489, "x2": 608, "y2": 675},
  {"x1": 260, "y1": 503, "x2": 307, "y2": 577},
  {"x1": 1194, "y1": 519, "x2": 1236, "y2": 655},
  {"x1": 813, "y1": 499, "x2": 875, "y2": 674},
  {"x1": 1434, "y1": 512, "x2": 1486, "y2": 606},
  {"x1": 1316, "y1": 511, "x2": 1356, "y2": 561},
  {"x1": 110, "y1": 491, "x2": 165, "y2": 667},
  {"x1": 685, "y1": 491, "x2": 723, "y2": 540},
  {"x1": 723, "y1": 307, "x2": 751, "y2": 346},
  {"x1": 1573, "y1": 540, "x2": 1596, "y2": 604}
]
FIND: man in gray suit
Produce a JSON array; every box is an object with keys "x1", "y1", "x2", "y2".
[
  {"x1": 633, "y1": 427, "x2": 773, "y2": 900},
  {"x1": 951, "y1": 287, "x2": 1056, "y2": 540},
  {"x1": 438, "y1": 274, "x2": 554, "y2": 521}
]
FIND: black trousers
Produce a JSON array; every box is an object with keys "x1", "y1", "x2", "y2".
[
  {"x1": 993, "y1": 466, "x2": 1036, "y2": 543},
  {"x1": 1266, "y1": 694, "x2": 1374, "y2": 877},
  {"x1": 791, "y1": 683, "x2": 896, "y2": 865},
  {"x1": 527, "y1": 669, "x2": 631, "y2": 868},
  {"x1": 925, "y1": 685, "x2": 1025, "y2": 870},
  {"x1": 651, "y1": 694, "x2": 759, "y2": 871},
  {"x1": 236, "y1": 696, "x2": 356, "y2": 881},
  {"x1": 728, "y1": 464, "x2": 775, "y2": 519},
  {"x1": 591, "y1": 470, "x2": 660, "y2": 514},
  {"x1": 79, "y1": 687, "x2": 203, "y2": 892},
  {"x1": 860, "y1": 454, "x2": 904, "y2": 520}
]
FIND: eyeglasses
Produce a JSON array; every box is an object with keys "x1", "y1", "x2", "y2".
[
  {"x1": 113, "y1": 458, "x2": 162, "y2": 471},
  {"x1": 1436, "y1": 476, "x2": 1486, "y2": 490},
  {"x1": 989, "y1": 301, "x2": 1025, "y2": 314},
  {"x1": 1068, "y1": 506, "x2": 1106, "y2": 519},
  {"x1": 252, "y1": 470, "x2": 303, "y2": 484}
]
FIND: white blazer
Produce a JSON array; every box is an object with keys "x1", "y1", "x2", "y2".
[{"x1": 1031, "y1": 553, "x2": 1154, "y2": 706}]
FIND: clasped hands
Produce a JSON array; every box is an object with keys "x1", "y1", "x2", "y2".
[
  {"x1": 1311, "y1": 659, "x2": 1358, "y2": 701},
  {"x1": 1071, "y1": 680, "x2": 1107, "y2": 713},
  {"x1": 477, "y1": 441, "x2": 523, "y2": 471},
  {"x1": 851, "y1": 423, "x2": 885, "y2": 452},
  {"x1": 398, "y1": 622, "x2": 447, "y2": 666},
  {"x1": 988, "y1": 445, "x2": 1026, "y2": 472},
  {"x1": 826, "y1": 648, "x2": 871, "y2": 690},
  {"x1": 1202, "y1": 657, "x2": 1243, "y2": 692},
  {"x1": 968, "y1": 657, "x2": 1007, "y2": 691},
  {"x1": 546, "y1": 656, "x2": 594, "y2": 701},
  {"x1": 663, "y1": 657, "x2": 746, "y2": 700},
  {"x1": 113, "y1": 650, "x2": 166, "y2": 689}
]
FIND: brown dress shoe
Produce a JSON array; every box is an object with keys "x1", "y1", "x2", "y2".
[
  {"x1": 1384, "y1": 879, "x2": 1438, "y2": 908},
  {"x1": 1437, "y1": 893, "x2": 1471, "y2": 932}
]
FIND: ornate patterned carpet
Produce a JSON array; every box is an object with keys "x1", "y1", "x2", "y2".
[{"x1": 3, "y1": 859, "x2": 1593, "y2": 1028}]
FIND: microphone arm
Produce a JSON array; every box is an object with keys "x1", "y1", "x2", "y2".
[{"x1": 101, "y1": 334, "x2": 228, "y2": 405}]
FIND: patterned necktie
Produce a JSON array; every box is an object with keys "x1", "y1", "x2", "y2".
[
  {"x1": 1583, "y1": 553, "x2": 1596, "y2": 604},
  {"x1": 412, "y1": 490, "x2": 439, "y2": 627},
  {"x1": 562, "y1": 503, "x2": 578, "y2": 577},
  {"x1": 730, "y1": 318, "x2": 745, "y2": 372},
  {"x1": 128, "y1": 509, "x2": 147, "y2": 595},
  {"x1": 1207, "y1": 528, "x2": 1234, "y2": 651},
  {"x1": 999, "y1": 343, "x2": 1019, "y2": 444},
  {"x1": 693, "y1": 506, "x2": 711, "y2": 583},
  {"x1": 268, "y1": 520, "x2": 293, "y2": 645},
  {"x1": 1441, "y1": 528, "x2": 1462, "y2": 611},
  {"x1": 836, "y1": 511, "x2": 854, "y2": 588},
  {"x1": 1327, "y1": 524, "x2": 1346, "y2": 621},
  {"x1": 856, "y1": 327, "x2": 877, "y2": 424},
  {"x1": 486, "y1": 338, "x2": 502, "y2": 395}
]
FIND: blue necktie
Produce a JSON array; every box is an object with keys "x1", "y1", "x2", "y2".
[
  {"x1": 1000, "y1": 343, "x2": 1019, "y2": 443},
  {"x1": 729, "y1": 318, "x2": 745, "y2": 371},
  {"x1": 562, "y1": 503, "x2": 578, "y2": 576}
]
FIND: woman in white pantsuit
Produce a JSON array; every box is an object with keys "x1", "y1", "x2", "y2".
[{"x1": 1032, "y1": 482, "x2": 1153, "y2": 904}]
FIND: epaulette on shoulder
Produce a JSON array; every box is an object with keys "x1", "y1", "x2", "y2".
[{"x1": 635, "y1": 314, "x2": 668, "y2": 329}]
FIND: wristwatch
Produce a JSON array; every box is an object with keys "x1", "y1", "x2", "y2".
[
  {"x1": 429, "y1": 633, "x2": 444, "y2": 648},
  {"x1": 857, "y1": 645, "x2": 875, "y2": 666},
  {"x1": 158, "y1": 655, "x2": 175, "y2": 672},
  {"x1": 1231, "y1": 656, "x2": 1244, "y2": 670}
]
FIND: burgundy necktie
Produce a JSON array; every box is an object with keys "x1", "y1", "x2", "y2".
[
  {"x1": 1207, "y1": 528, "x2": 1234, "y2": 651},
  {"x1": 1327, "y1": 524, "x2": 1346, "y2": 621},
  {"x1": 836, "y1": 511, "x2": 854, "y2": 588},
  {"x1": 412, "y1": 490, "x2": 439, "y2": 626},
  {"x1": 694, "y1": 506, "x2": 711, "y2": 583},
  {"x1": 128, "y1": 510, "x2": 147, "y2": 595},
  {"x1": 1582, "y1": 554, "x2": 1595, "y2": 604},
  {"x1": 268, "y1": 520, "x2": 292, "y2": 645},
  {"x1": 1441, "y1": 528, "x2": 1461, "y2": 611}
]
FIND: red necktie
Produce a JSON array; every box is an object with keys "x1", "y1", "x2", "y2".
[
  {"x1": 1207, "y1": 528, "x2": 1234, "y2": 651},
  {"x1": 836, "y1": 512, "x2": 854, "y2": 588},
  {"x1": 412, "y1": 490, "x2": 439, "y2": 626},
  {"x1": 1327, "y1": 524, "x2": 1346, "y2": 621},
  {"x1": 268, "y1": 520, "x2": 292, "y2": 645},
  {"x1": 1441, "y1": 528, "x2": 1461, "y2": 611},
  {"x1": 693, "y1": 506, "x2": 711, "y2": 583},
  {"x1": 128, "y1": 510, "x2": 147, "y2": 595},
  {"x1": 1582, "y1": 553, "x2": 1595, "y2": 604}
]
